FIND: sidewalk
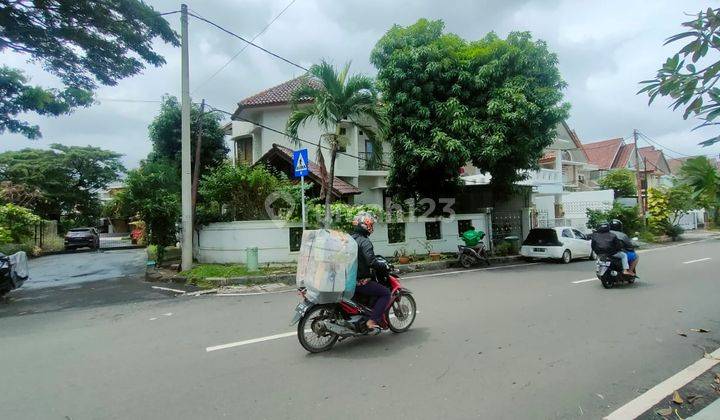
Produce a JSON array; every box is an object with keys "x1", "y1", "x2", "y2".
[{"x1": 690, "y1": 398, "x2": 720, "y2": 419}]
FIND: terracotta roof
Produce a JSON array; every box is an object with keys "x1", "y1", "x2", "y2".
[
  {"x1": 582, "y1": 138, "x2": 624, "y2": 170},
  {"x1": 538, "y1": 152, "x2": 555, "y2": 165},
  {"x1": 561, "y1": 121, "x2": 590, "y2": 161},
  {"x1": 667, "y1": 157, "x2": 686, "y2": 175},
  {"x1": 614, "y1": 143, "x2": 636, "y2": 168},
  {"x1": 237, "y1": 76, "x2": 321, "y2": 109},
  {"x1": 259, "y1": 144, "x2": 361, "y2": 196},
  {"x1": 638, "y1": 146, "x2": 668, "y2": 174}
]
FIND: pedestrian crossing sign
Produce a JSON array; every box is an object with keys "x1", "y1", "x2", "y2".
[{"x1": 293, "y1": 149, "x2": 309, "y2": 178}]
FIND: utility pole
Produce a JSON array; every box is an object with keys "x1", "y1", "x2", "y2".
[
  {"x1": 192, "y1": 99, "x2": 205, "y2": 218},
  {"x1": 632, "y1": 129, "x2": 645, "y2": 219},
  {"x1": 180, "y1": 4, "x2": 193, "y2": 271}
]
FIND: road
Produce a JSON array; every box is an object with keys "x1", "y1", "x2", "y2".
[{"x1": 0, "y1": 239, "x2": 719, "y2": 419}]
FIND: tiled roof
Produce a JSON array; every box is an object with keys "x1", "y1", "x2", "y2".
[
  {"x1": 614, "y1": 143, "x2": 635, "y2": 168},
  {"x1": 238, "y1": 76, "x2": 321, "y2": 109},
  {"x1": 270, "y1": 144, "x2": 361, "y2": 196},
  {"x1": 667, "y1": 157, "x2": 686, "y2": 175},
  {"x1": 582, "y1": 138, "x2": 624, "y2": 170},
  {"x1": 638, "y1": 146, "x2": 667, "y2": 174}
]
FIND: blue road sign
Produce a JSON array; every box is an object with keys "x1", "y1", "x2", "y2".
[{"x1": 292, "y1": 149, "x2": 309, "y2": 178}]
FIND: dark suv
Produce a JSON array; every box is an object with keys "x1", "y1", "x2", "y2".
[{"x1": 64, "y1": 227, "x2": 100, "y2": 251}]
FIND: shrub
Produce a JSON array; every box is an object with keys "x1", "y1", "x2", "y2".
[
  {"x1": 41, "y1": 235, "x2": 65, "y2": 252},
  {"x1": 494, "y1": 241, "x2": 517, "y2": 256},
  {"x1": 0, "y1": 226, "x2": 11, "y2": 244},
  {"x1": 586, "y1": 202, "x2": 642, "y2": 233},
  {"x1": 0, "y1": 203, "x2": 42, "y2": 243},
  {"x1": 301, "y1": 202, "x2": 382, "y2": 232}
]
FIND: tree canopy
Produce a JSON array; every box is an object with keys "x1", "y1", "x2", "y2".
[
  {"x1": 148, "y1": 96, "x2": 228, "y2": 173},
  {"x1": 639, "y1": 7, "x2": 720, "y2": 146},
  {"x1": 679, "y1": 156, "x2": 720, "y2": 224},
  {"x1": 0, "y1": 0, "x2": 178, "y2": 139},
  {"x1": 0, "y1": 144, "x2": 125, "y2": 222},
  {"x1": 370, "y1": 19, "x2": 569, "y2": 200},
  {"x1": 598, "y1": 168, "x2": 637, "y2": 198}
]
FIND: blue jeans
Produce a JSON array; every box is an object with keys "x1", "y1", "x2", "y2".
[
  {"x1": 612, "y1": 251, "x2": 629, "y2": 270},
  {"x1": 355, "y1": 281, "x2": 391, "y2": 323},
  {"x1": 626, "y1": 250, "x2": 637, "y2": 263}
]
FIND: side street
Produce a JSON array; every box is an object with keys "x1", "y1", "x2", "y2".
[{"x1": 2, "y1": 1, "x2": 720, "y2": 419}]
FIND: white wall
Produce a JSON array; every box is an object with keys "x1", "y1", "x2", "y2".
[{"x1": 196, "y1": 213, "x2": 490, "y2": 264}]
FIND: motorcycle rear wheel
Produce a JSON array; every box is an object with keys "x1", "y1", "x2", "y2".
[
  {"x1": 387, "y1": 294, "x2": 417, "y2": 333},
  {"x1": 459, "y1": 254, "x2": 474, "y2": 268},
  {"x1": 297, "y1": 305, "x2": 338, "y2": 353}
]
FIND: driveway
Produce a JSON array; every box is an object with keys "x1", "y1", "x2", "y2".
[{"x1": 0, "y1": 248, "x2": 170, "y2": 317}]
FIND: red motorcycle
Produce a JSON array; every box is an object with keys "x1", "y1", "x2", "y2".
[{"x1": 290, "y1": 257, "x2": 417, "y2": 353}]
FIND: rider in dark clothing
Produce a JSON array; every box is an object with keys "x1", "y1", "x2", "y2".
[{"x1": 351, "y1": 213, "x2": 390, "y2": 332}]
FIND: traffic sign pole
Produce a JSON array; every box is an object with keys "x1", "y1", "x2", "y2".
[{"x1": 300, "y1": 175, "x2": 306, "y2": 230}]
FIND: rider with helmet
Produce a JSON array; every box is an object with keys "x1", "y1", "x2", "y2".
[
  {"x1": 351, "y1": 212, "x2": 391, "y2": 332},
  {"x1": 591, "y1": 221, "x2": 633, "y2": 275},
  {"x1": 609, "y1": 219, "x2": 638, "y2": 275}
]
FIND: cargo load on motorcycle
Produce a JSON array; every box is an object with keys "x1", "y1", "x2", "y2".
[{"x1": 296, "y1": 229, "x2": 358, "y2": 304}]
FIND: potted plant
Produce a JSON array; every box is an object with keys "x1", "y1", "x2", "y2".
[
  {"x1": 394, "y1": 247, "x2": 410, "y2": 264},
  {"x1": 419, "y1": 239, "x2": 441, "y2": 261}
]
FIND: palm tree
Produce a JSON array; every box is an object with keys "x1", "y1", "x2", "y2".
[
  {"x1": 680, "y1": 156, "x2": 720, "y2": 225},
  {"x1": 286, "y1": 60, "x2": 387, "y2": 227}
]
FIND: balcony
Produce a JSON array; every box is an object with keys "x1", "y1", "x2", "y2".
[{"x1": 358, "y1": 152, "x2": 389, "y2": 172}]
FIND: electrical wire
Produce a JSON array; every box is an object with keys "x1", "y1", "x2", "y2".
[
  {"x1": 187, "y1": 12, "x2": 308, "y2": 73},
  {"x1": 205, "y1": 104, "x2": 389, "y2": 169},
  {"x1": 192, "y1": 0, "x2": 298, "y2": 94},
  {"x1": 159, "y1": 10, "x2": 180, "y2": 16},
  {"x1": 637, "y1": 131, "x2": 695, "y2": 158}
]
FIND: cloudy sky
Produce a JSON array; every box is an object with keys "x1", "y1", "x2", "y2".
[{"x1": 2, "y1": 0, "x2": 720, "y2": 168}]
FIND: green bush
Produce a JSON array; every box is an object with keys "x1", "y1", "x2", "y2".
[
  {"x1": 586, "y1": 202, "x2": 642, "y2": 234},
  {"x1": 598, "y1": 169, "x2": 637, "y2": 197},
  {"x1": 41, "y1": 235, "x2": 65, "y2": 252},
  {"x1": 638, "y1": 230, "x2": 656, "y2": 243},
  {"x1": 301, "y1": 202, "x2": 382, "y2": 232},
  {"x1": 0, "y1": 203, "x2": 41, "y2": 243},
  {"x1": 0, "y1": 226, "x2": 11, "y2": 244},
  {"x1": 0, "y1": 241, "x2": 35, "y2": 256},
  {"x1": 494, "y1": 241, "x2": 517, "y2": 256}
]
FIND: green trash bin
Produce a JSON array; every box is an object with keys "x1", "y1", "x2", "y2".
[
  {"x1": 246, "y1": 247, "x2": 259, "y2": 272},
  {"x1": 503, "y1": 236, "x2": 520, "y2": 254}
]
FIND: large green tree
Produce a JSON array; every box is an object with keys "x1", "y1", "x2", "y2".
[
  {"x1": 639, "y1": 7, "x2": 720, "y2": 146},
  {"x1": 0, "y1": 0, "x2": 178, "y2": 139},
  {"x1": 371, "y1": 19, "x2": 569, "y2": 201},
  {"x1": 598, "y1": 168, "x2": 637, "y2": 198},
  {"x1": 148, "y1": 96, "x2": 228, "y2": 173},
  {"x1": 287, "y1": 60, "x2": 387, "y2": 225},
  {"x1": 0, "y1": 144, "x2": 125, "y2": 222},
  {"x1": 680, "y1": 156, "x2": 720, "y2": 224}
]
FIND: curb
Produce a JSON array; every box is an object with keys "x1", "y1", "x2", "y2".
[
  {"x1": 38, "y1": 245, "x2": 145, "y2": 257},
  {"x1": 395, "y1": 255, "x2": 521, "y2": 273}
]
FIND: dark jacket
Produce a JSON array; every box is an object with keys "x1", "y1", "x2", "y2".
[
  {"x1": 591, "y1": 230, "x2": 623, "y2": 255},
  {"x1": 351, "y1": 227, "x2": 382, "y2": 280},
  {"x1": 610, "y1": 230, "x2": 634, "y2": 250}
]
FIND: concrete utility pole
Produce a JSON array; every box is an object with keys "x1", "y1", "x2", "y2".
[
  {"x1": 632, "y1": 129, "x2": 645, "y2": 219},
  {"x1": 180, "y1": 4, "x2": 193, "y2": 271}
]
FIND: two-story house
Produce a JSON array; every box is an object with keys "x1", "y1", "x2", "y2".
[{"x1": 228, "y1": 76, "x2": 391, "y2": 207}]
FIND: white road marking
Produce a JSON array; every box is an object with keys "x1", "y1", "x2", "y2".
[
  {"x1": 206, "y1": 310, "x2": 421, "y2": 352},
  {"x1": 206, "y1": 332, "x2": 297, "y2": 352},
  {"x1": 149, "y1": 317, "x2": 157, "y2": 321},
  {"x1": 404, "y1": 262, "x2": 540, "y2": 279},
  {"x1": 151, "y1": 286, "x2": 186, "y2": 294},
  {"x1": 163, "y1": 312, "x2": 173, "y2": 317},
  {"x1": 683, "y1": 257, "x2": 711, "y2": 264},
  {"x1": 604, "y1": 347, "x2": 720, "y2": 420},
  {"x1": 572, "y1": 278, "x2": 597, "y2": 284}
]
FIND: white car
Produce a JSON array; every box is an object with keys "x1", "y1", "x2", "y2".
[{"x1": 520, "y1": 227, "x2": 595, "y2": 263}]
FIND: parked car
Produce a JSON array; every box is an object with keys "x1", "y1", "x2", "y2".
[
  {"x1": 520, "y1": 227, "x2": 594, "y2": 263},
  {"x1": 64, "y1": 227, "x2": 100, "y2": 251}
]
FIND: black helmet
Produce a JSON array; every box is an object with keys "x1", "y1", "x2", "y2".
[
  {"x1": 596, "y1": 222, "x2": 610, "y2": 233},
  {"x1": 609, "y1": 219, "x2": 623, "y2": 232}
]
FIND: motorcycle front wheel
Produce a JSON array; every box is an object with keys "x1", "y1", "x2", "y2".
[
  {"x1": 297, "y1": 305, "x2": 338, "y2": 353},
  {"x1": 387, "y1": 293, "x2": 417, "y2": 333}
]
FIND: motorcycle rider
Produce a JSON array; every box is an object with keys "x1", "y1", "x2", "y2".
[
  {"x1": 591, "y1": 221, "x2": 632, "y2": 275},
  {"x1": 461, "y1": 225, "x2": 486, "y2": 256},
  {"x1": 609, "y1": 219, "x2": 638, "y2": 275},
  {"x1": 351, "y1": 212, "x2": 390, "y2": 332}
]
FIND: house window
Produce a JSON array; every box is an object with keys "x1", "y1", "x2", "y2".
[
  {"x1": 388, "y1": 223, "x2": 406, "y2": 244},
  {"x1": 236, "y1": 137, "x2": 253, "y2": 165},
  {"x1": 289, "y1": 227, "x2": 303, "y2": 252},
  {"x1": 457, "y1": 219, "x2": 473, "y2": 236},
  {"x1": 425, "y1": 221, "x2": 442, "y2": 240}
]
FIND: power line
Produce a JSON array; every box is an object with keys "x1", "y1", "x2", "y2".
[
  {"x1": 192, "y1": 0, "x2": 298, "y2": 94},
  {"x1": 205, "y1": 104, "x2": 389, "y2": 169},
  {"x1": 187, "y1": 12, "x2": 308, "y2": 73},
  {"x1": 96, "y1": 98, "x2": 162, "y2": 103},
  {"x1": 159, "y1": 10, "x2": 180, "y2": 16},
  {"x1": 636, "y1": 131, "x2": 694, "y2": 158}
]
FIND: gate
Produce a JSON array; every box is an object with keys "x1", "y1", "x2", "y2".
[{"x1": 491, "y1": 210, "x2": 524, "y2": 246}]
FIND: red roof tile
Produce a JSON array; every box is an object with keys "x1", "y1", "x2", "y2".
[
  {"x1": 614, "y1": 143, "x2": 635, "y2": 168},
  {"x1": 638, "y1": 146, "x2": 667, "y2": 174},
  {"x1": 238, "y1": 76, "x2": 321, "y2": 109},
  {"x1": 582, "y1": 138, "x2": 624, "y2": 170},
  {"x1": 266, "y1": 144, "x2": 361, "y2": 196}
]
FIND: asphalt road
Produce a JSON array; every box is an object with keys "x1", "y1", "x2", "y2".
[{"x1": 1, "y1": 239, "x2": 719, "y2": 419}]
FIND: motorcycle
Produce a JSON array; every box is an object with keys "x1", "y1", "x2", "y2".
[
  {"x1": 595, "y1": 254, "x2": 636, "y2": 289},
  {"x1": 457, "y1": 243, "x2": 490, "y2": 268},
  {"x1": 290, "y1": 256, "x2": 417, "y2": 353},
  {"x1": 0, "y1": 251, "x2": 29, "y2": 297}
]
